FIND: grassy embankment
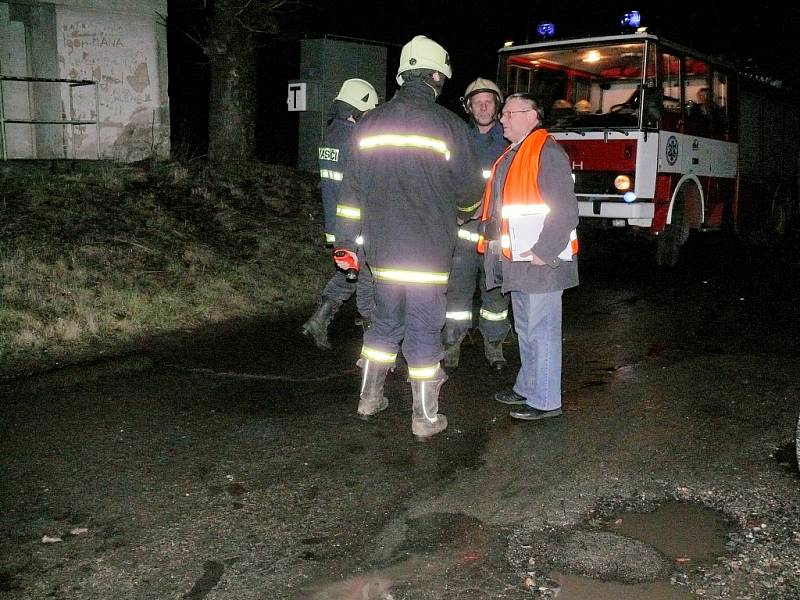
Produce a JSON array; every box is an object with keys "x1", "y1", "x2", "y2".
[{"x1": 0, "y1": 160, "x2": 328, "y2": 379}]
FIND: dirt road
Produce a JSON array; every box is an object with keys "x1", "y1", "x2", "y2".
[{"x1": 2, "y1": 233, "x2": 799, "y2": 599}]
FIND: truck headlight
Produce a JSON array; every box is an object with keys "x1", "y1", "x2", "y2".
[{"x1": 614, "y1": 175, "x2": 632, "y2": 191}]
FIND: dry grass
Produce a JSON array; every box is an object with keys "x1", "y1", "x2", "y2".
[{"x1": 0, "y1": 160, "x2": 329, "y2": 378}]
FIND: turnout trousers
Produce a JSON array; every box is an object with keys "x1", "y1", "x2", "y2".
[
  {"x1": 362, "y1": 281, "x2": 447, "y2": 379},
  {"x1": 444, "y1": 235, "x2": 510, "y2": 343}
]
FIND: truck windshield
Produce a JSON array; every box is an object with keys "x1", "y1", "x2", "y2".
[{"x1": 501, "y1": 41, "x2": 650, "y2": 131}]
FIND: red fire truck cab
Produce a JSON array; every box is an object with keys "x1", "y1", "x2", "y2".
[{"x1": 497, "y1": 31, "x2": 799, "y2": 265}]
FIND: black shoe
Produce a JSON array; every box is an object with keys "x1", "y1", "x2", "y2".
[
  {"x1": 494, "y1": 389, "x2": 527, "y2": 405},
  {"x1": 509, "y1": 406, "x2": 562, "y2": 421}
]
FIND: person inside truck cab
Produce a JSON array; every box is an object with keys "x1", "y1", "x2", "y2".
[
  {"x1": 691, "y1": 87, "x2": 715, "y2": 117},
  {"x1": 686, "y1": 87, "x2": 717, "y2": 136}
]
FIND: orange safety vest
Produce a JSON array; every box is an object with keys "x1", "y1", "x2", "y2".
[{"x1": 477, "y1": 128, "x2": 579, "y2": 260}]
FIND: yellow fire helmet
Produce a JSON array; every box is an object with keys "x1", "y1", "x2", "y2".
[
  {"x1": 335, "y1": 78, "x2": 379, "y2": 112},
  {"x1": 396, "y1": 35, "x2": 452, "y2": 84}
]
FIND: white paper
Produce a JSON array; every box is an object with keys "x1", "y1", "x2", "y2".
[{"x1": 507, "y1": 214, "x2": 573, "y2": 262}]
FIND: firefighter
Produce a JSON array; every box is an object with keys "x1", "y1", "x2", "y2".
[
  {"x1": 334, "y1": 35, "x2": 484, "y2": 438},
  {"x1": 443, "y1": 77, "x2": 511, "y2": 370},
  {"x1": 301, "y1": 78, "x2": 379, "y2": 350}
]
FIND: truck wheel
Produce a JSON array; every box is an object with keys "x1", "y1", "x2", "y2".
[{"x1": 656, "y1": 197, "x2": 689, "y2": 267}]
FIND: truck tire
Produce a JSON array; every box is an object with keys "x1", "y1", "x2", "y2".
[{"x1": 656, "y1": 196, "x2": 689, "y2": 267}]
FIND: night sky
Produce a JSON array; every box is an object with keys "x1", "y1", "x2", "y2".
[
  {"x1": 168, "y1": 1, "x2": 799, "y2": 161},
  {"x1": 308, "y1": 1, "x2": 800, "y2": 88}
]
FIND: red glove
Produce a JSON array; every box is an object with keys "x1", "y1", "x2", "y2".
[{"x1": 333, "y1": 249, "x2": 359, "y2": 272}]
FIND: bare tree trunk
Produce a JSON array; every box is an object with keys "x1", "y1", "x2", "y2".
[{"x1": 207, "y1": 0, "x2": 257, "y2": 164}]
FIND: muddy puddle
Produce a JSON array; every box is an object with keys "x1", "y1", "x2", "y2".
[
  {"x1": 548, "y1": 574, "x2": 691, "y2": 599},
  {"x1": 606, "y1": 501, "x2": 730, "y2": 565},
  {"x1": 297, "y1": 502, "x2": 732, "y2": 599},
  {"x1": 544, "y1": 501, "x2": 730, "y2": 600},
  {"x1": 297, "y1": 512, "x2": 518, "y2": 599}
]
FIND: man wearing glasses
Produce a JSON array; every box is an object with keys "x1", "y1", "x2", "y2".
[{"x1": 476, "y1": 93, "x2": 579, "y2": 421}]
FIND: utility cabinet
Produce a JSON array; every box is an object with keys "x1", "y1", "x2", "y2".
[{"x1": 295, "y1": 36, "x2": 387, "y2": 172}]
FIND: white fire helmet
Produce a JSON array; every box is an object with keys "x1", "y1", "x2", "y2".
[
  {"x1": 335, "y1": 78, "x2": 379, "y2": 112},
  {"x1": 396, "y1": 35, "x2": 452, "y2": 85},
  {"x1": 461, "y1": 77, "x2": 504, "y2": 113}
]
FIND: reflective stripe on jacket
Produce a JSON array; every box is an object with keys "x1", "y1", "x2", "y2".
[
  {"x1": 318, "y1": 118, "x2": 355, "y2": 238},
  {"x1": 335, "y1": 81, "x2": 485, "y2": 279}
]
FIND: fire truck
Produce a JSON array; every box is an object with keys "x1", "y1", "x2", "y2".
[{"x1": 496, "y1": 27, "x2": 800, "y2": 265}]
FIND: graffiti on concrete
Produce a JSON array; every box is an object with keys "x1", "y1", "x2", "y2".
[{"x1": 58, "y1": 9, "x2": 167, "y2": 160}]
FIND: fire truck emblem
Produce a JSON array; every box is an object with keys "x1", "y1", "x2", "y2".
[{"x1": 665, "y1": 135, "x2": 679, "y2": 166}]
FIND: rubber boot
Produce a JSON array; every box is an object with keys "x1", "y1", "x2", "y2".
[
  {"x1": 411, "y1": 373, "x2": 448, "y2": 439},
  {"x1": 357, "y1": 358, "x2": 391, "y2": 419},
  {"x1": 483, "y1": 335, "x2": 507, "y2": 370},
  {"x1": 443, "y1": 331, "x2": 467, "y2": 368},
  {"x1": 300, "y1": 299, "x2": 339, "y2": 350}
]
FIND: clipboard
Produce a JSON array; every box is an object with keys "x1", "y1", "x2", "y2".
[{"x1": 507, "y1": 213, "x2": 574, "y2": 262}]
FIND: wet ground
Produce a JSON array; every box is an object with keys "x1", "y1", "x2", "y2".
[{"x1": 2, "y1": 230, "x2": 800, "y2": 599}]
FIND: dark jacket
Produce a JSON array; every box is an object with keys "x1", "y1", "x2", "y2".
[
  {"x1": 460, "y1": 119, "x2": 508, "y2": 235},
  {"x1": 318, "y1": 117, "x2": 354, "y2": 238},
  {"x1": 472, "y1": 119, "x2": 508, "y2": 172},
  {"x1": 336, "y1": 81, "x2": 484, "y2": 278}
]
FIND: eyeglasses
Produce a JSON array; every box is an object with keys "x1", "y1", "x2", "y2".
[{"x1": 500, "y1": 109, "x2": 534, "y2": 118}]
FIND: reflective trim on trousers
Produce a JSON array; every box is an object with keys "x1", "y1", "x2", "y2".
[
  {"x1": 445, "y1": 310, "x2": 472, "y2": 321},
  {"x1": 480, "y1": 307, "x2": 508, "y2": 321},
  {"x1": 361, "y1": 345, "x2": 397, "y2": 364},
  {"x1": 408, "y1": 364, "x2": 440, "y2": 380}
]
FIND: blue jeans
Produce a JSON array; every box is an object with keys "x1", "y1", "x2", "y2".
[{"x1": 511, "y1": 290, "x2": 563, "y2": 411}]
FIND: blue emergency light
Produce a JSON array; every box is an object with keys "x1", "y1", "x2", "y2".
[
  {"x1": 620, "y1": 11, "x2": 641, "y2": 29},
  {"x1": 536, "y1": 22, "x2": 556, "y2": 39}
]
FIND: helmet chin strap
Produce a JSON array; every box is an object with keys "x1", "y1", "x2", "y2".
[
  {"x1": 423, "y1": 72, "x2": 445, "y2": 98},
  {"x1": 423, "y1": 80, "x2": 440, "y2": 98}
]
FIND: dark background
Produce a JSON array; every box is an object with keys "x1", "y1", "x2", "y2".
[{"x1": 167, "y1": 1, "x2": 800, "y2": 164}]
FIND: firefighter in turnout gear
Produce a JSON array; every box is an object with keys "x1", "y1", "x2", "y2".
[
  {"x1": 301, "y1": 78, "x2": 379, "y2": 350},
  {"x1": 334, "y1": 35, "x2": 485, "y2": 438},
  {"x1": 443, "y1": 77, "x2": 511, "y2": 370}
]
